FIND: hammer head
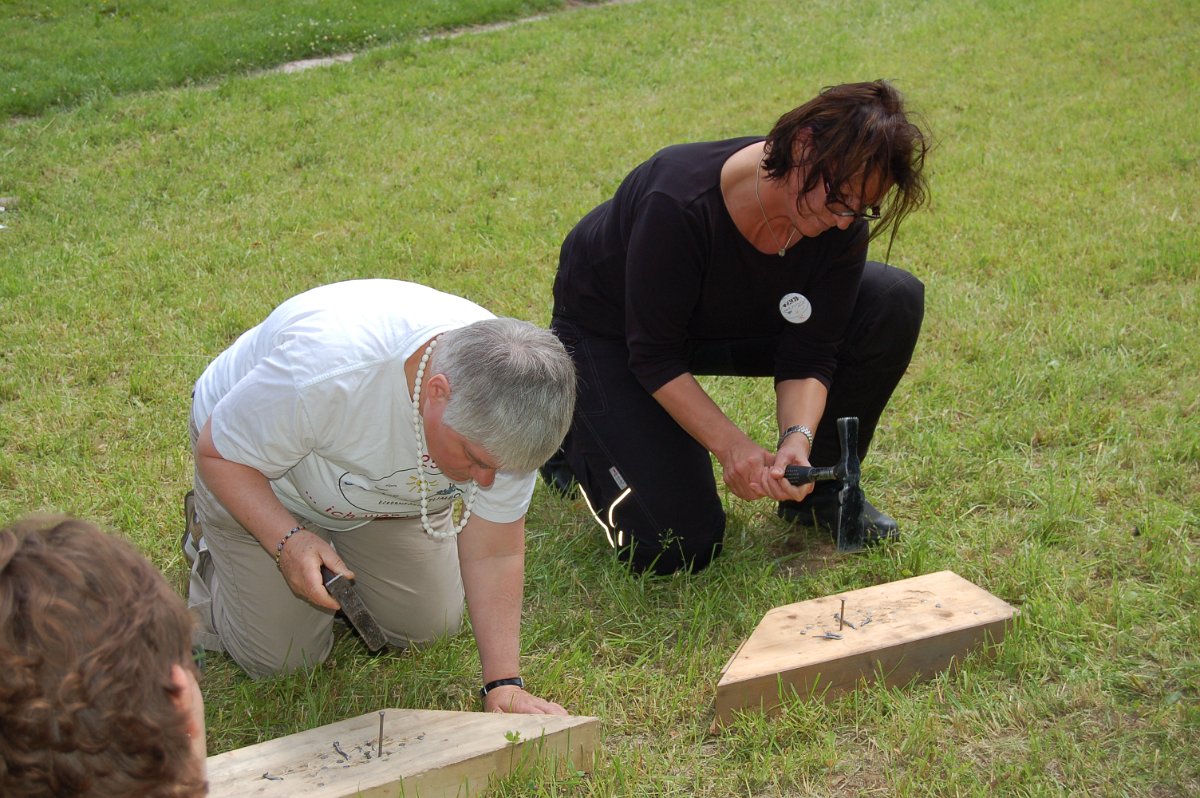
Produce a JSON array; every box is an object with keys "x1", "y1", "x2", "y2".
[
  {"x1": 321, "y1": 566, "x2": 387, "y2": 652},
  {"x1": 833, "y1": 417, "x2": 866, "y2": 552}
]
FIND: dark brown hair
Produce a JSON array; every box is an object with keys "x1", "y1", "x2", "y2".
[
  {"x1": 762, "y1": 79, "x2": 931, "y2": 251},
  {"x1": 0, "y1": 515, "x2": 205, "y2": 797}
]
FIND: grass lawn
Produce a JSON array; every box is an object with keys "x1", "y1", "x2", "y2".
[{"x1": 1, "y1": 0, "x2": 1197, "y2": 795}]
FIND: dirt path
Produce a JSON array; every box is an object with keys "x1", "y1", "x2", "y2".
[{"x1": 275, "y1": 0, "x2": 640, "y2": 75}]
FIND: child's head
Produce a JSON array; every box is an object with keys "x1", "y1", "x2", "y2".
[{"x1": 0, "y1": 514, "x2": 206, "y2": 797}]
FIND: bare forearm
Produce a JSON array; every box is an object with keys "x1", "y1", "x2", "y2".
[
  {"x1": 461, "y1": 552, "x2": 524, "y2": 683},
  {"x1": 457, "y1": 516, "x2": 525, "y2": 681},
  {"x1": 457, "y1": 516, "x2": 565, "y2": 714},
  {"x1": 762, "y1": 378, "x2": 831, "y2": 501},
  {"x1": 652, "y1": 373, "x2": 750, "y2": 461},
  {"x1": 195, "y1": 417, "x2": 345, "y2": 609},
  {"x1": 196, "y1": 419, "x2": 299, "y2": 554},
  {"x1": 775, "y1": 378, "x2": 828, "y2": 455},
  {"x1": 652, "y1": 373, "x2": 770, "y2": 500}
]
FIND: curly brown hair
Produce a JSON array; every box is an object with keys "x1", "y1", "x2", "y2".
[
  {"x1": 762, "y1": 79, "x2": 932, "y2": 253},
  {"x1": 0, "y1": 515, "x2": 205, "y2": 797}
]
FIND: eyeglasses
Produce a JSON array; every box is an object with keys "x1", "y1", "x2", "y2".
[{"x1": 822, "y1": 174, "x2": 882, "y2": 221}]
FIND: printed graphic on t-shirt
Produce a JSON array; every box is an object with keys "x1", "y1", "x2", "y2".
[{"x1": 337, "y1": 467, "x2": 463, "y2": 514}]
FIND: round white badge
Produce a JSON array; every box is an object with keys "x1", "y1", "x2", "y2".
[{"x1": 779, "y1": 292, "x2": 812, "y2": 324}]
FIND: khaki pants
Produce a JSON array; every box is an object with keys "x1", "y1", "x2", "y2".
[{"x1": 188, "y1": 414, "x2": 463, "y2": 679}]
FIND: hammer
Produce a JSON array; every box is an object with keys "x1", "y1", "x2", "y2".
[
  {"x1": 321, "y1": 566, "x2": 387, "y2": 652},
  {"x1": 782, "y1": 416, "x2": 868, "y2": 553}
]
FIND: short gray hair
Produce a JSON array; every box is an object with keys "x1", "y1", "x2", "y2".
[{"x1": 433, "y1": 318, "x2": 576, "y2": 473}]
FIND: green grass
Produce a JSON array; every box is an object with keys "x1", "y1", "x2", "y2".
[
  {"x1": 1, "y1": 0, "x2": 1197, "y2": 795},
  {"x1": 0, "y1": 0, "x2": 584, "y2": 118}
]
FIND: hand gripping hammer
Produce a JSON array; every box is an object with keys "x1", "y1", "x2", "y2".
[{"x1": 782, "y1": 416, "x2": 868, "y2": 553}]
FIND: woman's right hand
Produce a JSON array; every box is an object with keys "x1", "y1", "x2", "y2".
[
  {"x1": 196, "y1": 418, "x2": 354, "y2": 611},
  {"x1": 719, "y1": 436, "x2": 775, "y2": 501},
  {"x1": 276, "y1": 530, "x2": 354, "y2": 611},
  {"x1": 650, "y1": 373, "x2": 772, "y2": 500}
]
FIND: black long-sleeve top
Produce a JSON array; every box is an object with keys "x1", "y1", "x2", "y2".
[{"x1": 552, "y1": 137, "x2": 869, "y2": 395}]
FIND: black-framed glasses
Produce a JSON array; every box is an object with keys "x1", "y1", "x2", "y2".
[{"x1": 822, "y1": 174, "x2": 882, "y2": 221}]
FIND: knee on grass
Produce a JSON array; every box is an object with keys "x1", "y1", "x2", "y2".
[
  {"x1": 231, "y1": 632, "x2": 335, "y2": 680},
  {"x1": 379, "y1": 606, "x2": 464, "y2": 650},
  {"x1": 618, "y1": 518, "x2": 726, "y2": 577}
]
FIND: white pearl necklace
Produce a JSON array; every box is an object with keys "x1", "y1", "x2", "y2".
[{"x1": 412, "y1": 337, "x2": 478, "y2": 539}]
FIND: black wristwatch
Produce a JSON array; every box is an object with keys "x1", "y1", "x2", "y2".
[{"x1": 479, "y1": 677, "x2": 524, "y2": 698}]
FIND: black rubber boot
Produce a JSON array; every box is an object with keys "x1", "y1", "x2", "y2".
[
  {"x1": 538, "y1": 449, "x2": 577, "y2": 499},
  {"x1": 777, "y1": 482, "x2": 900, "y2": 543},
  {"x1": 182, "y1": 490, "x2": 201, "y2": 567}
]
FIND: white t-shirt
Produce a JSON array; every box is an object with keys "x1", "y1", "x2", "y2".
[{"x1": 192, "y1": 279, "x2": 536, "y2": 532}]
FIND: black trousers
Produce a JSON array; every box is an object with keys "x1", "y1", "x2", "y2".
[{"x1": 550, "y1": 261, "x2": 925, "y2": 575}]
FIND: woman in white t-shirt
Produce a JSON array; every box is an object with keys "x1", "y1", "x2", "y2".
[{"x1": 185, "y1": 279, "x2": 576, "y2": 714}]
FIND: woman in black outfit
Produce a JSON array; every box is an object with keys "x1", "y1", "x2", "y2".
[{"x1": 544, "y1": 80, "x2": 931, "y2": 575}]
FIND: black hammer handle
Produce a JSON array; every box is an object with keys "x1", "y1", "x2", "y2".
[{"x1": 783, "y1": 465, "x2": 840, "y2": 486}]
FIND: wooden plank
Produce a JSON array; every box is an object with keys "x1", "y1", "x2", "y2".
[
  {"x1": 714, "y1": 570, "x2": 1017, "y2": 727},
  {"x1": 206, "y1": 708, "x2": 598, "y2": 797}
]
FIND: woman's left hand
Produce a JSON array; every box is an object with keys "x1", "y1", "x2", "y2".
[
  {"x1": 761, "y1": 441, "x2": 817, "y2": 502},
  {"x1": 483, "y1": 685, "x2": 568, "y2": 715}
]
